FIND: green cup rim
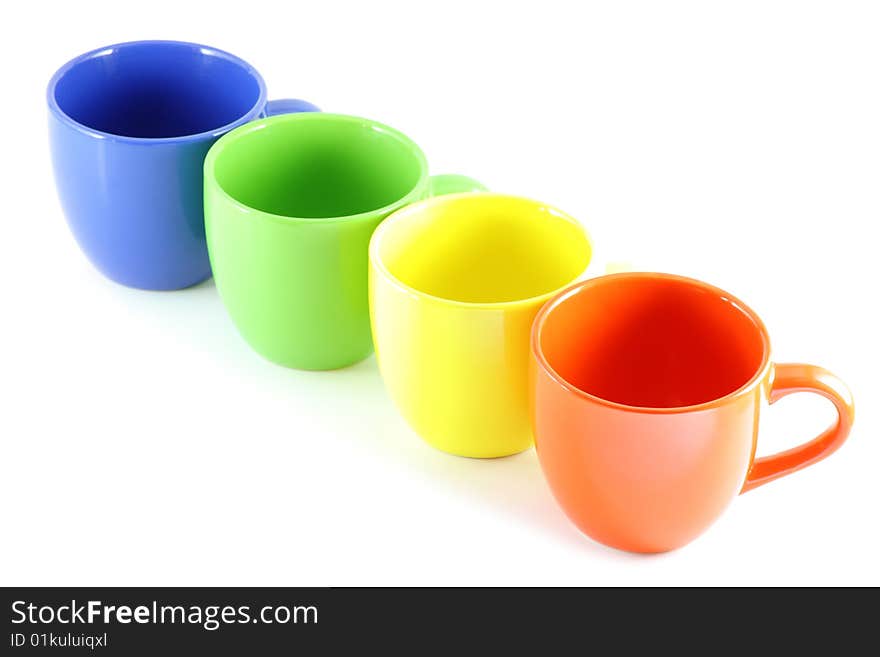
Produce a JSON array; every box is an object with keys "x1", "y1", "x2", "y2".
[{"x1": 204, "y1": 112, "x2": 430, "y2": 225}]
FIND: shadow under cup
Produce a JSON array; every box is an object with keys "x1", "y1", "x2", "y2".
[
  {"x1": 206, "y1": 114, "x2": 433, "y2": 370},
  {"x1": 538, "y1": 276, "x2": 767, "y2": 408},
  {"x1": 370, "y1": 194, "x2": 592, "y2": 457}
]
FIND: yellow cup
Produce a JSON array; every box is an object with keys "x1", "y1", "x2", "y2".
[{"x1": 369, "y1": 193, "x2": 593, "y2": 457}]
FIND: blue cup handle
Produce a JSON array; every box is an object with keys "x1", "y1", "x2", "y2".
[{"x1": 264, "y1": 98, "x2": 321, "y2": 116}]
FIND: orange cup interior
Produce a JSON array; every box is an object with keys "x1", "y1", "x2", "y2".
[{"x1": 538, "y1": 275, "x2": 769, "y2": 408}]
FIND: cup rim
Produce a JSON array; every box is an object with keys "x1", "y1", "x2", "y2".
[
  {"x1": 46, "y1": 40, "x2": 268, "y2": 144},
  {"x1": 369, "y1": 192, "x2": 594, "y2": 310},
  {"x1": 204, "y1": 112, "x2": 431, "y2": 225},
  {"x1": 530, "y1": 272, "x2": 773, "y2": 414}
]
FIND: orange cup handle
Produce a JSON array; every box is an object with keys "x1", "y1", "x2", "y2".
[{"x1": 741, "y1": 363, "x2": 855, "y2": 493}]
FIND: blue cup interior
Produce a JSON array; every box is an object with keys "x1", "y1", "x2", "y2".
[{"x1": 52, "y1": 42, "x2": 263, "y2": 139}]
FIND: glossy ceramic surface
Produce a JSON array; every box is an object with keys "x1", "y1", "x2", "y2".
[
  {"x1": 370, "y1": 193, "x2": 593, "y2": 457},
  {"x1": 205, "y1": 113, "x2": 483, "y2": 370},
  {"x1": 48, "y1": 40, "x2": 318, "y2": 290},
  {"x1": 531, "y1": 273, "x2": 855, "y2": 553}
]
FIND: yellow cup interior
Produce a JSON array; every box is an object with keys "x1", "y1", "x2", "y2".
[{"x1": 375, "y1": 194, "x2": 592, "y2": 304}]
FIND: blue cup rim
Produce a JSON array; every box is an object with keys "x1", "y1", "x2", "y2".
[{"x1": 47, "y1": 39, "x2": 269, "y2": 144}]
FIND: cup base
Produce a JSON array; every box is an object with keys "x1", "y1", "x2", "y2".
[
  {"x1": 413, "y1": 429, "x2": 533, "y2": 459},
  {"x1": 563, "y1": 522, "x2": 710, "y2": 554},
  {"x1": 428, "y1": 443, "x2": 533, "y2": 459},
  {"x1": 91, "y1": 262, "x2": 213, "y2": 292},
  {"x1": 248, "y1": 343, "x2": 375, "y2": 372}
]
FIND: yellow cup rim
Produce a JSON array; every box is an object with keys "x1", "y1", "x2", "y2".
[{"x1": 369, "y1": 192, "x2": 594, "y2": 310}]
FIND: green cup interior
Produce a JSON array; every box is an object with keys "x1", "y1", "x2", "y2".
[{"x1": 212, "y1": 114, "x2": 427, "y2": 219}]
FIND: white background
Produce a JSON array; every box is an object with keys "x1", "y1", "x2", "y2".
[{"x1": 1, "y1": 0, "x2": 877, "y2": 586}]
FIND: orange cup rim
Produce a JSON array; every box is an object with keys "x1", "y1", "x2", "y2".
[{"x1": 530, "y1": 272, "x2": 773, "y2": 415}]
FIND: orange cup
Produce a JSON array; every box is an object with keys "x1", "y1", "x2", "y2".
[{"x1": 530, "y1": 273, "x2": 855, "y2": 553}]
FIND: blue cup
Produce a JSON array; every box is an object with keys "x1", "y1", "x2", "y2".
[{"x1": 48, "y1": 40, "x2": 319, "y2": 290}]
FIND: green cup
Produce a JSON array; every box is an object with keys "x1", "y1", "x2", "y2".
[{"x1": 204, "y1": 113, "x2": 484, "y2": 370}]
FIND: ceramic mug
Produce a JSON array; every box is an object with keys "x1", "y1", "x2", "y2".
[
  {"x1": 369, "y1": 193, "x2": 593, "y2": 458},
  {"x1": 48, "y1": 40, "x2": 318, "y2": 290},
  {"x1": 204, "y1": 113, "x2": 484, "y2": 371},
  {"x1": 530, "y1": 272, "x2": 855, "y2": 553}
]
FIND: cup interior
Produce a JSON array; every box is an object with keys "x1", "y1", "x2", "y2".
[
  {"x1": 52, "y1": 42, "x2": 262, "y2": 138},
  {"x1": 374, "y1": 195, "x2": 592, "y2": 304},
  {"x1": 537, "y1": 275, "x2": 768, "y2": 408},
  {"x1": 212, "y1": 115, "x2": 425, "y2": 218}
]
